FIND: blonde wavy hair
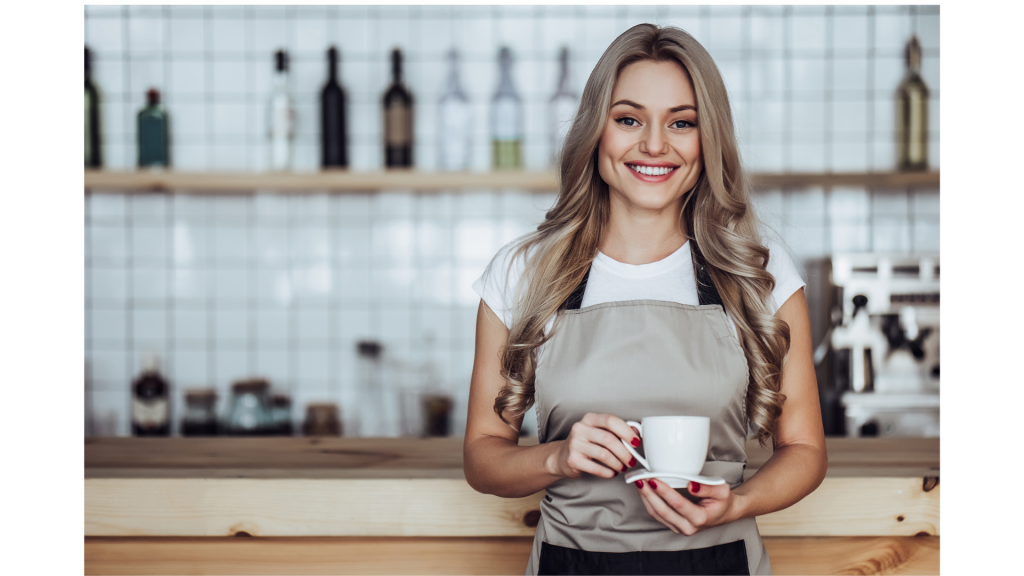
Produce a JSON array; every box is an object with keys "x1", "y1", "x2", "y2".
[{"x1": 491, "y1": 24, "x2": 791, "y2": 446}]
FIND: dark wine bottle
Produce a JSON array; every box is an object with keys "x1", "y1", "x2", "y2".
[
  {"x1": 85, "y1": 46, "x2": 102, "y2": 168},
  {"x1": 321, "y1": 46, "x2": 348, "y2": 168},
  {"x1": 131, "y1": 355, "x2": 171, "y2": 437},
  {"x1": 383, "y1": 48, "x2": 414, "y2": 168},
  {"x1": 896, "y1": 35, "x2": 929, "y2": 171},
  {"x1": 137, "y1": 88, "x2": 169, "y2": 168}
]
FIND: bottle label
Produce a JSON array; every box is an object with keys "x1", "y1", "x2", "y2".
[
  {"x1": 492, "y1": 98, "x2": 521, "y2": 141},
  {"x1": 386, "y1": 104, "x2": 411, "y2": 146},
  {"x1": 132, "y1": 398, "x2": 169, "y2": 427},
  {"x1": 908, "y1": 90, "x2": 925, "y2": 164}
]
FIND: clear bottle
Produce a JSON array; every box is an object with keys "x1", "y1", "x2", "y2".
[
  {"x1": 549, "y1": 47, "x2": 578, "y2": 168},
  {"x1": 321, "y1": 46, "x2": 348, "y2": 168},
  {"x1": 438, "y1": 49, "x2": 472, "y2": 171},
  {"x1": 137, "y1": 88, "x2": 169, "y2": 168},
  {"x1": 896, "y1": 35, "x2": 929, "y2": 171},
  {"x1": 491, "y1": 47, "x2": 523, "y2": 170},
  {"x1": 85, "y1": 46, "x2": 102, "y2": 168},
  {"x1": 383, "y1": 48, "x2": 414, "y2": 168},
  {"x1": 267, "y1": 50, "x2": 295, "y2": 171}
]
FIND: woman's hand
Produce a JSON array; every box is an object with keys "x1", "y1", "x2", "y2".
[
  {"x1": 634, "y1": 479, "x2": 746, "y2": 535},
  {"x1": 545, "y1": 413, "x2": 640, "y2": 480}
]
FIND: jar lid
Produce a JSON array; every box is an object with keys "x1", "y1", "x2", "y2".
[
  {"x1": 306, "y1": 403, "x2": 339, "y2": 415},
  {"x1": 272, "y1": 394, "x2": 292, "y2": 407},
  {"x1": 232, "y1": 379, "x2": 270, "y2": 393},
  {"x1": 185, "y1": 389, "x2": 217, "y2": 400}
]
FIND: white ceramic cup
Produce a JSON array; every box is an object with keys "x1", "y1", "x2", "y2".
[{"x1": 620, "y1": 416, "x2": 710, "y2": 475}]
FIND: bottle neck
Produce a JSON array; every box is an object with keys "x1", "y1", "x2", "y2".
[
  {"x1": 497, "y1": 59, "x2": 515, "y2": 96},
  {"x1": 328, "y1": 54, "x2": 338, "y2": 82},
  {"x1": 272, "y1": 70, "x2": 289, "y2": 91},
  {"x1": 445, "y1": 58, "x2": 462, "y2": 96}
]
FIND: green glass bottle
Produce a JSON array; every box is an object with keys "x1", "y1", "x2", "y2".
[
  {"x1": 137, "y1": 88, "x2": 169, "y2": 168},
  {"x1": 491, "y1": 47, "x2": 523, "y2": 170},
  {"x1": 85, "y1": 46, "x2": 102, "y2": 168},
  {"x1": 896, "y1": 35, "x2": 929, "y2": 171}
]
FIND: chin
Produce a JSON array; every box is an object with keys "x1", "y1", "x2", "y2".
[{"x1": 619, "y1": 185, "x2": 687, "y2": 211}]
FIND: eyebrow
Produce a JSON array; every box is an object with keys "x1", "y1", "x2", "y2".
[{"x1": 611, "y1": 99, "x2": 696, "y2": 113}]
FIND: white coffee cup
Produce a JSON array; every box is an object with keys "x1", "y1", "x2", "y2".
[{"x1": 620, "y1": 416, "x2": 710, "y2": 475}]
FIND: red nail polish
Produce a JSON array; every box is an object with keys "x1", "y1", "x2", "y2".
[
  {"x1": 629, "y1": 457, "x2": 637, "y2": 467},
  {"x1": 631, "y1": 437, "x2": 641, "y2": 447},
  {"x1": 636, "y1": 480, "x2": 644, "y2": 489},
  {"x1": 621, "y1": 465, "x2": 627, "y2": 473},
  {"x1": 690, "y1": 482, "x2": 701, "y2": 493},
  {"x1": 613, "y1": 470, "x2": 618, "y2": 477},
  {"x1": 649, "y1": 480, "x2": 657, "y2": 489}
]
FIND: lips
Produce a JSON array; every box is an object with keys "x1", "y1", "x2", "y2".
[{"x1": 627, "y1": 163, "x2": 677, "y2": 176}]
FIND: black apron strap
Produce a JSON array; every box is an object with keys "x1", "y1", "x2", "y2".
[
  {"x1": 690, "y1": 240, "x2": 725, "y2": 309},
  {"x1": 559, "y1": 241, "x2": 724, "y2": 311}
]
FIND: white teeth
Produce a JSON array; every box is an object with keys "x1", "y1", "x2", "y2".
[{"x1": 629, "y1": 164, "x2": 673, "y2": 176}]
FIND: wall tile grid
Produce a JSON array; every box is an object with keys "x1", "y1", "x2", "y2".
[{"x1": 85, "y1": 5, "x2": 940, "y2": 436}]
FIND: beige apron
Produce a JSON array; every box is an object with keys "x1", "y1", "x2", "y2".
[{"x1": 522, "y1": 254, "x2": 771, "y2": 575}]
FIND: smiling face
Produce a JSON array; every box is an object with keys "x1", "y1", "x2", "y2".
[{"x1": 597, "y1": 59, "x2": 703, "y2": 214}]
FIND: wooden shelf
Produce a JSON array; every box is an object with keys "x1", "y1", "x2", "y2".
[{"x1": 85, "y1": 170, "x2": 940, "y2": 194}]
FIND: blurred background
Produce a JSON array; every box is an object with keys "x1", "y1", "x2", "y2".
[{"x1": 84, "y1": 4, "x2": 940, "y2": 440}]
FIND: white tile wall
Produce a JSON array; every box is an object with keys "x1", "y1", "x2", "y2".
[{"x1": 85, "y1": 5, "x2": 939, "y2": 173}]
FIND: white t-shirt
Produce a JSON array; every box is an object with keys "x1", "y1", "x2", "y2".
[{"x1": 471, "y1": 236, "x2": 805, "y2": 344}]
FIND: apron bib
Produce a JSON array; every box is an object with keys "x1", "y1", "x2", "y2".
[{"x1": 523, "y1": 250, "x2": 772, "y2": 575}]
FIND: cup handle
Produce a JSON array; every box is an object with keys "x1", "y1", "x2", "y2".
[{"x1": 620, "y1": 420, "x2": 650, "y2": 471}]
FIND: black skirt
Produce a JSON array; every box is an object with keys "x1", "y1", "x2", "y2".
[{"x1": 537, "y1": 540, "x2": 750, "y2": 575}]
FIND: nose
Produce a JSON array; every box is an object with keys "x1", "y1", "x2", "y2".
[{"x1": 639, "y1": 124, "x2": 669, "y2": 156}]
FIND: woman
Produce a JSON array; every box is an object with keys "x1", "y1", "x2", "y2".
[{"x1": 464, "y1": 24, "x2": 826, "y2": 575}]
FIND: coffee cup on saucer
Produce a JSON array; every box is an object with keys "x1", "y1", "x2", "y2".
[{"x1": 620, "y1": 416, "x2": 726, "y2": 487}]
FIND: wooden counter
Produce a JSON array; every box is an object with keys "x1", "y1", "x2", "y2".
[{"x1": 85, "y1": 437, "x2": 939, "y2": 575}]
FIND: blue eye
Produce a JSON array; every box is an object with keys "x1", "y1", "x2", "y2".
[
  {"x1": 672, "y1": 120, "x2": 695, "y2": 129},
  {"x1": 616, "y1": 117, "x2": 639, "y2": 127}
]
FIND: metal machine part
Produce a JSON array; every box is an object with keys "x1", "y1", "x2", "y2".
[{"x1": 827, "y1": 253, "x2": 939, "y2": 437}]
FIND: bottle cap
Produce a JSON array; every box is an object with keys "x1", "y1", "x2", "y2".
[
  {"x1": 904, "y1": 35, "x2": 922, "y2": 70},
  {"x1": 275, "y1": 49, "x2": 289, "y2": 72},
  {"x1": 146, "y1": 88, "x2": 160, "y2": 105}
]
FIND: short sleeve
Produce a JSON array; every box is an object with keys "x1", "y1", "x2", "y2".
[
  {"x1": 764, "y1": 235, "x2": 806, "y2": 315},
  {"x1": 471, "y1": 240, "x2": 528, "y2": 329}
]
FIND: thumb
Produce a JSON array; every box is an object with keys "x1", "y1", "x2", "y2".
[{"x1": 689, "y1": 481, "x2": 729, "y2": 499}]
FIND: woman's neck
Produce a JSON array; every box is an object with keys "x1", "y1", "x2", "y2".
[{"x1": 598, "y1": 192, "x2": 689, "y2": 265}]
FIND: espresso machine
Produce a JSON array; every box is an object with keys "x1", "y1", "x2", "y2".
[{"x1": 819, "y1": 253, "x2": 940, "y2": 437}]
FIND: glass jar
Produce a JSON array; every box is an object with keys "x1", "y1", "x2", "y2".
[
  {"x1": 303, "y1": 403, "x2": 342, "y2": 436},
  {"x1": 224, "y1": 379, "x2": 272, "y2": 435},
  {"x1": 271, "y1": 394, "x2": 293, "y2": 436},
  {"x1": 181, "y1": 389, "x2": 218, "y2": 436}
]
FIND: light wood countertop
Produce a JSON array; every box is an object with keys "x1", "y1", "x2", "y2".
[{"x1": 84, "y1": 436, "x2": 939, "y2": 539}]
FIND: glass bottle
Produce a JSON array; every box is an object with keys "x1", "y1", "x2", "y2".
[
  {"x1": 896, "y1": 35, "x2": 929, "y2": 171},
  {"x1": 549, "y1": 47, "x2": 578, "y2": 168},
  {"x1": 491, "y1": 47, "x2": 523, "y2": 170},
  {"x1": 383, "y1": 48, "x2": 414, "y2": 168},
  {"x1": 267, "y1": 50, "x2": 295, "y2": 171},
  {"x1": 137, "y1": 88, "x2": 169, "y2": 168},
  {"x1": 85, "y1": 46, "x2": 102, "y2": 168},
  {"x1": 438, "y1": 49, "x2": 472, "y2": 171},
  {"x1": 321, "y1": 46, "x2": 348, "y2": 168},
  {"x1": 131, "y1": 354, "x2": 171, "y2": 436}
]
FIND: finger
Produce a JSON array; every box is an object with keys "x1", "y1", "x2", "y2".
[
  {"x1": 689, "y1": 481, "x2": 729, "y2": 500},
  {"x1": 567, "y1": 451, "x2": 620, "y2": 479},
  {"x1": 654, "y1": 480, "x2": 709, "y2": 526},
  {"x1": 584, "y1": 427, "x2": 639, "y2": 471},
  {"x1": 579, "y1": 441, "x2": 626, "y2": 476},
  {"x1": 582, "y1": 413, "x2": 641, "y2": 448},
  {"x1": 643, "y1": 479, "x2": 702, "y2": 534},
  {"x1": 636, "y1": 482, "x2": 679, "y2": 534}
]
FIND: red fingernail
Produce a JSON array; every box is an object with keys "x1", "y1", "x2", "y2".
[
  {"x1": 635, "y1": 480, "x2": 644, "y2": 489},
  {"x1": 629, "y1": 457, "x2": 637, "y2": 467},
  {"x1": 690, "y1": 482, "x2": 701, "y2": 493},
  {"x1": 649, "y1": 480, "x2": 658, "y2": 489},
  {"x1": 613, "y1": 470, "x2": 618, "y2": 477},
  {"x1": 631, "y1": 437, "x2": 641, "y2": 447},
  {"x1": 621, "y1": 465, "x2": 627, "y2": 473}
]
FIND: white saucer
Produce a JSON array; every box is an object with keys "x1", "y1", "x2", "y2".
[{"x1": 624, "y1": 468, "x2": 726, "y2": 488}]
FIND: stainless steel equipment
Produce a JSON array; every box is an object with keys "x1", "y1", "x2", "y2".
[{"x1": 827, "y1": 253, "x2": 939, "y2": 437}]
